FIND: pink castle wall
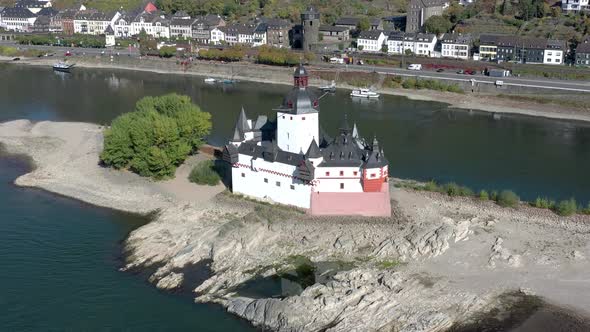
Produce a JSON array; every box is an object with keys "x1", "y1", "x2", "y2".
[{"x1": 309, "y1": 183, "x2": 391, "y2": 217}]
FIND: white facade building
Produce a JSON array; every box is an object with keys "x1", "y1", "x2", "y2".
[
  {"x1": 222, "y1": 65, "x2": 390, "y2": 215},
  {"x1": 210, "y1": 27, "x2": 225, "y2": 44},
  {"x1": 1, "y1": 7, "x2": 37, "y2": 32},
  {"x1": 387, "y1": 32, "x2": 437, "y2": 56},
  {"x1": 441, "y1": 33, "x2": 472, "y2": 59},
  {"x1": 357, "y1": 30, "x2": 387, "y2": 52},
  {"x1": 562, "y1": 0, "x2": 589, "y2": 12},
  {"x1": 543, "y1": 40, "x2": 565, "y2": 65},
  {"x1": 131, "y1": 11, "x2": 170, "y2": 39},
  {"x1": 74, "y1": 11, "x2": 120, "y2": 35}
]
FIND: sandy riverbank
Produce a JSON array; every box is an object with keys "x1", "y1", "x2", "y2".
[
  {"x1": 1, "y1": 119, "x2": 590, "y2": 331},
  {"x1": 3, "y1": 55, "x2": 590, "y2": 123}
]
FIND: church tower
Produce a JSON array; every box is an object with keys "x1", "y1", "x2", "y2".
[
  {"x1": 275, "y1": 64, "x2": 319, "y2": 154},
  {"x1": 301, "y1": 6, "x2": 320, "y2": 51}
]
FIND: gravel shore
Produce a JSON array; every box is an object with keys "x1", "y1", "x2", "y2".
[{"x1": 1, "y1": 119, "x2": 590, "y2": 331}]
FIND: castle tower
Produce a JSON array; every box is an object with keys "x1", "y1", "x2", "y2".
[
  {"x1": 275, "y1": 64, "x2": 319, "y2": 154},
  {"x1": 301, "y1": 6, "x2": 320, "y2": 52},
  {"x1": 362, "y1": 136, "x2": 389, "y2": 192}
]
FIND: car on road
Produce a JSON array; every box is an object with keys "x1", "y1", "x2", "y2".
[
  {"x1": 12, "y1": 57, "x2": 20, "y2": 61},
  {"x1": 65, "y1": 51, "x2": 72, "y2": 56},
  {"x1": 407, "y1": 64, "x2": 422, "y2": 71},
  {"x1": 456, "y1": 69, "x2": 464, "y2": 74},
  {"x1": 436, "y1": 68, "x2": 444, "y2": 72}
]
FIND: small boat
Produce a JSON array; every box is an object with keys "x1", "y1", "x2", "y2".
[
  {"x1": 222, "y1": 78, "x2": 237, "y2": 84},
  {"x1": 320, "y1": 80, "x2": 336, "y2": 92},
  {"x1": 52, "y1": 61, "x2": 75, "y2": 72},
  {"x1": 350, "y1": 88, "x2": 379, "y2": 98},
  {"x1": 204, "y1": 77, "x2": 216, "y2": 83}
]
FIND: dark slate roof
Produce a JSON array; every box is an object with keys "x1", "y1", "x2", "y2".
[
  {"x1": 171, "y1": 18, "x2": 193, "y2": 26},
  {"x1": 364, "y1": 137, "x2": 388, "y2": 168},
  {"x1": 577, "y1": 41, "x2": 590, "y2": 54},
  {"x1": 277, "y1": 87, "x2": 319, "y2": 115},
  {"x1": 38, "y1": 7, "x2": 58, "y2": 17},
  {"x1": 335, "y1": 17, "x2": 360, "y2": 26},
  {"x1": 410, "y1": 0, "x2": 448, "y2": 8},
  {"x1": 2, "y1": 7, "x2": 36, "y2": 18},
  {"x1": 15, "y1": 0, "x2": 44, "y2": 8},
  {"x1": 293, "y1": 64, "x2": 307, "y2": 77},
  {"x1": 224, "y1": 23, "x2": 256, "y2": 35},
  {"x1": 238, "y1": 140, "x2": 305, "y2": 167},
  {"x1": 34, "y1": 15, "x2": 51, "y2": 25},
  {"x1": 358, "y1": 30, "x2": 384, "y2": 40},
  {"x1": 260, "y1": 17, "x2": 291, "y2": 29},
  {"x1": 319, "y1": 25, "x2": 349, "y2": 33},
  {"x1": 479, "y1": 34, "x2": 503, "y2": 45},
  {"x1": 104, "y1": 24, "x2": 114, "y2": 34},
  {"x1": 305, "y1": 139, "x2": 322, "y2": 158},
  {"x1": 441, "y1": 33, "x2": 472, "y2": 45},
  {"x1": 319, "y1": 132, "x2": 365, "y2": 167},
  {"x1": 172, "y1": 10, "x2": 189, "y2": 18}
]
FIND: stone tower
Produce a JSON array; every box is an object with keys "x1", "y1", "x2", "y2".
[{"x1": 301, "y1": 6, "x2": 320, "y2": 51}]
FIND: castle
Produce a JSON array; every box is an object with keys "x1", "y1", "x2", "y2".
[{"x1": 222, "y1": 65, "x2": 391, "y2": 217}]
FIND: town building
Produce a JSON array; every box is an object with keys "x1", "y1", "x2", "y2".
[
  {"x1": 222, "y1": 65, "x2": 391, "y2": 216},
  {"x1": 74, "y1": 10, "x2": 120, "y2": 35},
  {"x1": 104, "y1": 24, "x2": 115, "y2": 46},
  {"x1": 0, "y1": 7, "x2": 5, "y2": 29},
  {"x1": 131, "y1": 11, "x2": 169, "y2": 39},
  {"x1": 56, "y1": 9, "x2": 77, "y2": 35},
  {"x1": 492, "y1": 35, "x2": 565, "y2": 65},
  {"x1": 169, "y1": 11, "x2": 192, "y2": 39},
  {"x1": 441, "y1": 33, "x2": 472, "y2": 59},
  {"x1": 478, "y1": 34, "x2": 500, "y2": 60},
  {"x1": 335, "y1": 17, "x2": 383, "y2": 32},
  {"x1": 406, "y1": 0, "x2": 449, "y2": 33},
  {"x1": 191, "y1": 14, "x2": 225, "y2": 44},
  {"x1": 210, "y1": 27, "x2": 225, "y2": 45},
  {"x1": 14, "y1": 0, "x2": 51, "y2": 14},
  {"x1": 261, "y1": 18, "x2": 291, "y2": 48},
  {"x1": 301, "y1": 6, "x2": 320, "y2": 51},
  {"x1": 222, "y1": 23, "x2": 256, "y2": 45},
  {"x1": 1, "y1": 7, "x2": 37, "y2": 32},
  {"x1": 113, "y1": 11, "x2": 136, "y2": 38},
  {"x1": 386, "y1": 32, "x2": 437, "y2": 56},
  {"x1": 562, "y1": 0, "x2": 589, "y2": 12},
  {"x1": 576, "y1": 37, "x2": 590, "y2": 66},
  {"x1": 357, "y1": 30, "x2": 387, "y2": 52},
  {"x1": 31, "y1": 13, "x2": 50, "y2": 32},
  {"x1": 319, "y1": 25, "x2": 350, "y2": 42}
]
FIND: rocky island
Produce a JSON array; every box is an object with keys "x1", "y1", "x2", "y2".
[{"x1": 2, "y1": 118, "x2": 590, "y2": 331}]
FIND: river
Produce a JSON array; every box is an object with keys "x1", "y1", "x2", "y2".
[{"x1": 0, "y1": 63, "x2": 589, "y2": 330}]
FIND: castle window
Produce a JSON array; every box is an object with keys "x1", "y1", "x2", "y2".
[
  {"x1": 264, "y1": 178, "x2": 268, "y2": 183},
  {"x1": 325, "y1": 171, "x2": 330, "y2": 176},
  {"x1": 290, "y1": 116, "x2": 293, "y2": 120},
  {"x1": 340, "y1": 183, "x2": 344, "y2": 189},
  {"x1": 339, "y1": 171, "x2": 344, "y2": 176},
  {"x1": 302, "y1": 117, "x2": 306, "y2": 120},
  {"x1": 371, "y1": 173, "x2": 376, "y2": 178},
  {"x1": 276, "y1": 181, "x2": 281, "y2": 187},
  {"x1": 241, "y1": 173, "x2": 245, "y2": 177},
  {"x1": 290, "y1": 185, "x2": 295, "y2": 190},
  {"x1": 354, "y1": 171, "x2": 358, "y2": 176}
]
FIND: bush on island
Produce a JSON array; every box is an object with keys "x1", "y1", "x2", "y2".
[
  {"x1": 555, "y1": 198, "x2": 578, "y2": 216},
  {"x1": 496, "y1": 190, "x2": 520, "y2": 208},
  {"x1": 100, "y1": 93, "x2": 211, "y2": 180},
  {"x1": 188, "y1": 160, "x2": 221, "y2": 186},
  {"x1": 478, "y1": 190, "x2": 489, "y2": 200}
]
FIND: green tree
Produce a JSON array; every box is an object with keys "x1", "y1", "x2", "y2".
[
  {"x1": 424, "y1": 15, "x2": 453, "y2": 34},
  {"x1": 100, "y1": 94, "x2": 212, "y2": 180},
  {"x1": 357, "y1": 17, "x2": 371, "y2": 31},
  {"x1": 381, "y1": 43, "x2": 389, "y2": 53},
  {"x1": 159, "y1": 46, "x2": 176, "y2": 58}
]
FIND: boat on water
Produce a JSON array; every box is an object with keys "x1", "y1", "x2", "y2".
[
  {"x1": 222, "y1": 78, "x2": 237, "y2": 84},
  {"x1": 52, "y1": 61, "x2": 75, "y2": 72},
  {"x1": 204, "y1": 77, "x2": 216, "y2": 83},
  {"x1": 350, "y1": 88, "x2": 379, "y2": 98},
  {"x1": 320, "y1": 80, "x2": 336, "y2": 92}
]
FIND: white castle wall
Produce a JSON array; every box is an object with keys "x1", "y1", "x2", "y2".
[
  {"x1": 231, "y1": 153, "x2": 313, "y2": 208},
  {"x1": 313, "y1": 166, "x2": 364, "y2": 193},
  {"x1": 276, "y1": 112, "x2": 319, "y2": 154}
]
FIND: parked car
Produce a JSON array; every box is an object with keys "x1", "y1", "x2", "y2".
[
  {"x1": 65, "y1": 51, "x2": 72, "y2": 56},
  {"x1": 407, "y1": 64, "x2": 422, "y2": 71},
  {"x1": 456, "y1": 69, "x2": 464, "y2": 74},
  {"x1": 12, "y1": 57, "x2": 20, "y2": 61},
  {"x1": 436, "y1": 68, "x2": 444, "y2": 72}
]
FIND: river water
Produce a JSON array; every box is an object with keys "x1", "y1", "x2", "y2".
[{"x1": 1, "y1": 63, "x2": 589, "y2": 330}]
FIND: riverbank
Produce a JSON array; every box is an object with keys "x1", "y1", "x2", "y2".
[
  {"x1": 2, "y1": 119, "x2": 590, "y2": 331},
  {"x1": 2, "y1": 55, "x2": 590, "y2": 123}
]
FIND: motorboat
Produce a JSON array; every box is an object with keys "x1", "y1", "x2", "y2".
[
  {"x1": 52, "y1": 61, "x2": 75, "y2": 72},
  {"x1": 204, "y1": 77, "x2": 216, "y2": 83},
  {"x1": 350, "y1": 88, "x2": 379, "y2": 98},
  {"x1": 319, "y1": 80, "x2": 336, "y2": 92}
]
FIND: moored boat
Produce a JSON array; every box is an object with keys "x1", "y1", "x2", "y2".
[
  {"x1": 52, "y1": 61, "x2": 75, "y2": 72},
  {"x1": 320, "y1": 80, "x2": 336, "y2": 92},
  {"x1": 204, "y1": 77, "x2": 216, "y2": 83},
  {"x1": 350, "y1": 88, "x2": 379, "y2": 98}
]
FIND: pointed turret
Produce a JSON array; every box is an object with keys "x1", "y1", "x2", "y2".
[
  {"x1": 352, "y1": 122, "x2": 359, "y2": 138},
  {"x1": 305, "y1": 138, "x2": 322, "y2": 159},
  {"x1": 237, "y1": 107, "x2": 250, "y2": 131},
  {"x1": 371, "y1": 135, "x2": 379, "y2": 151}
]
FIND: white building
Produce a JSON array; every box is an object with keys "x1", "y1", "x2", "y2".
[
  {"x1": 210, "y1": 27, "x2": 225, "y2": 45},
  {"x1": 222, "y1": 65, "x2": 391, "y2": 216},
  {"x1": 74, "y1": 11, "x2": 120, "y2": 35},
  {"x1": 113, "y1": 13, "x2": 133, "y2": 38},
  {"x1": 543, "y1": 39, "x2": 565, "y2": 65},
  {"x1": 131, "y1": 11, "x2": 170, "y2": 39},
  {"x1": 222, "y1": 23, "x2": 266, "y2": 46},
  {"x1": 169, "y1": 12, "x2": 192, "y2": 39},
  {"x1": 357, "y1": 30, "x2": 387, "y2": 52},
  {"x1": 104, "y1": 24, "x2": 115, "y2": 46},
  {"x1": 441, "y1": 33, "x2": 472, "y2": 59},
  {"x1": 387, "y1": 32, "x2": 437, "y2": 56},
  {"x1": 562, "y1": 0, "x2": 589, "y2": 12},
  {"x1": 1, "y1": 7, "x2": 37, "y2": 32}
]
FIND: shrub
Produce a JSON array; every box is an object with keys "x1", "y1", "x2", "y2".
[
  {"x1": 532, "y1": 197, "x2": 555, "y2": 209},
  {"x1": 496, "y1": 190, "x2": 520, "y2": 208},
  {"x1": 188, "y1": 160, "x2": 221, "y2": 186},
  {"x1": 581, "y1": 203, "x2": 590, "y2": 215},
  {"x1": 554, "y1": 198, "x2": 578, "y2": 216},
  {"x1": 443, "y1": 182, "x2": 473, "y2": 197},
  {"x1": 256, "y1": 45, "x2": 299, "y2": 66},
  {"x1": 100, "y1": 94, "x2": 212, "y2": 180},
  {"x1": 479, "y1": 190, "x2": 489, "y2": 200},
  {"x1": 424, "y1": 180, "x2": 441, "y2": 192},
  {"x1": 490, "y1": 190, "x2": 499, "y2": 201}
]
